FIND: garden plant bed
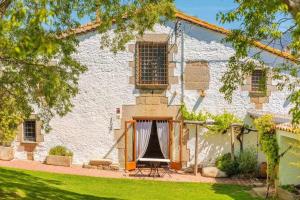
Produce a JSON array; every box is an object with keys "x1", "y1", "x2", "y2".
[{"x1": 45, "y1": 155, "x2": 72, "y2": 167}]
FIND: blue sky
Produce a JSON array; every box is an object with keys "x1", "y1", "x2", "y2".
[{"x1": 175, "y1": 0, "x2": 239, "y2": 29}]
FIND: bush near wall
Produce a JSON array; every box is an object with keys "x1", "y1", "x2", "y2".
[
  {"x1": 216, "y1": 153, "x2": 239, "y2": 176},
  {"x1": 216, "y1": 148, "x2": 258, "y2": 177},
  {"x1": 49, "y1": 146, "x2": 73, "y2": 157}
]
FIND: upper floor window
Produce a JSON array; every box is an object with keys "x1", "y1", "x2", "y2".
[
  {"x1": 251, "y1": 70, "x2": 266, "y2": 92},
  {"x1": 23, "y1": 120, "x2": 36, "y2": 142},
  {"x1": 136, "y1": 42, "x2": 168, "y2": 88}
]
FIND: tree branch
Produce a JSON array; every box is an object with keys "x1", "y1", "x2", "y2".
[
  {"x1": 282, "y1": 0, "x2": 300, "y2": 18},
  {"x1": 0, "y1": 0, "x2": 11, "y2": 17}
]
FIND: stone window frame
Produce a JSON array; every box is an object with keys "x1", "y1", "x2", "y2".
[
  {"x1": 17, "y1": 114, "x2": 43, "y2": 144},
  {"x1": 241, "y1": 67, "x2": 277, "y2": 109},
  {"x1": 135, "y1": 41, "x2": 169, "y2": 89},
  {"x1": 128, "y1": 34, "x2": 178, "y2": 90},
  {"x1": 249, "y1": 69, "x2": 267, "y2": 97},
  {"x1": 23, "y1": 120, "x2": 37, "y2": 142}
]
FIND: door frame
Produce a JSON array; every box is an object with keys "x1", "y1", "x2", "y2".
[
  {"x1": 125, "y1": 117, "x2": 183, "y2": 170},
  {"x1": 124, "y1": 120, "x2": 136, "y2": 171},
  {"x1": 169, "y1": 120, "x2": 183, "y2": 170}
]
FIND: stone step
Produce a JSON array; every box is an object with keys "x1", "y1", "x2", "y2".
[
  {"x1": 202, "y1": 167, "x2": 227, "y2": 178},
  {"x1": 89, "y1": 159, "x2": 112, "y2": 166},
  {"x1": 83, "y1": 162, "x2": 120, "y2": 171},
  {"x1": 110, "y1": 164, "x2": 120, "y2": 171}
]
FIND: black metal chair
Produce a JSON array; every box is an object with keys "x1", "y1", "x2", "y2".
[
  {"x1": 134, "y1": 162, "x2": 147, "y2": 176},
  {"x1": 160, "y1": 162, "x2": 172, "y2": 177}
]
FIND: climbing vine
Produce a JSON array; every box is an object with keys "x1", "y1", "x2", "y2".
[
  {"x1": 208, "y1": 112, "x2": 242, "y2": 134},
  {"x1": 180, "y1": 104, "x2": 242, "y2": 134},
  {"x1": 254, "y1": 114, "x2": 279, "y2": 183},
  {"x1": 180, "y1": 104, "x2": 208, "y2": 121}
]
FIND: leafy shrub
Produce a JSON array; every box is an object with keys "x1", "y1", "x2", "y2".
[
  {"x1": 180, "y1": 104, "x2": 208, "y2": 121},
  {"x1": 281, "y1": 185, "x2": 299, "y2": 194},
  {"x1": 237, "y1": 148, "x2": 258, "y2": 176},
  {"x1": 208, "y1": 112, "x2": 242, "y2": 134},
  {"x1": 216, "y1": 153, "x2": 239, "y2": 176},
  {"x1": 49, "y1": 145, "x2": 73, "y2": 157}
]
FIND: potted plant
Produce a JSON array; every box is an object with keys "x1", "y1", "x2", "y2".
[
  {"x1": 45, "y1": 145, "x2": 73, "y2": 167},
  {"x1": 0, "y1": 131, "x2": 15, "y2": 161},
  {"x1": 0, "y1": 142, "x2": 14, "y2": 161}
]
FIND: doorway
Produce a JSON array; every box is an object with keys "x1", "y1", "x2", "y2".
[
  {"x1": 124, "y1": 118, "x2": 182, "y2": 171},
  {"x1": 142, "y1": 121, "x2": 164, "y2": 159}
]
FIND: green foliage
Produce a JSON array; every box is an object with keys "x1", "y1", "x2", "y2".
[
  {"x1": 208, "y1": 112, "x2": 242, "y2": 134},
  {"x1": 180, "y1": 104, "x2": 208, "y2": 121},
  {"x1": 181, "y1": 105, "x2": 242, "y2": 134},
  {"x1": 216, "y1": 148, "x2": 258, "y2": 177},
  {"x1": 218, "y1": 0, "x2": 300, "y2": 125},
  {"x1": 0, "y1": 96, "x2": 24, "y2": 146},
  {"x1": 281, "y1": 185, "x2": 299, "y2": 194},
  {"x1": 237, "y1": 148, "x2": 258, "y2": 176},
  {"x1": 216, "y1": 153, "x2": 239, "y2": 176},
  {"x1": 0, "y1": 0, "x2": 175, "y2": 144},
  {"x1": 49, "y1": 146, "x2": 73, "y2": 157},
  {"x1": 254, "y1": 115, "x2": 279, "y2": 182}
]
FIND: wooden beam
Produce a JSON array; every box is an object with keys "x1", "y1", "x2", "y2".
[
  {"x1": 230, "y1": 125, "x2": 235, "y2": 161},
  {"x1": 194, "y1": 125, "x2": 198, "y2": 176},
  {"x1": 184, "y1": 120, "x2": 205, "y2": 125}
]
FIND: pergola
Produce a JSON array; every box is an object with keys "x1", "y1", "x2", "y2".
[{"x1": 183, "y1": 120, "x2": 243, "y2": 176}]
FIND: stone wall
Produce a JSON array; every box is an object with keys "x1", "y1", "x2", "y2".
[{"x1": 13, "y1": 20, "x2": 292, "y2": 166}]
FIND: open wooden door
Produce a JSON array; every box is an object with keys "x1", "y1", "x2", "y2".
[
  {"x1": 169, "y1": 120, "x2": 183, "y2": 170},
  {"x1": 124, "y1": 120, "x2": 136, "y2": 171}
]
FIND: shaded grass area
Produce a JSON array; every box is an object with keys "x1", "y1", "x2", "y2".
[{"x1": 0, "y1": 167, "x2": 261, "y2": 200}]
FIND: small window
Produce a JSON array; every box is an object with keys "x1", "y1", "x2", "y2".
[
  {"x1": 251, "y1": 70, "x2": 266, "y2": 92},
  {"x1": 136, "y1": 42, "x2": 168, "y2": 87},
  {"x1": 23, "y1": 120, "x2": 36, "y2": 142}
]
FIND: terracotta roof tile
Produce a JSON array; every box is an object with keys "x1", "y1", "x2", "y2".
[
  {"x1": 276, "y1": 123, "x2": 300, "y2": 134},
  {"x1": 61, "y1": 11, "x2": 297, "y2": 62},
  {"x1": 175, "y1": 11, "x2": 297, "y2": 63}
]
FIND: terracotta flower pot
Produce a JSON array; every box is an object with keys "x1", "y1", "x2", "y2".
[
  {"x1": 259, "y1": 162, "x2": 267, "y2": 178},
  {"x1": 0, "y1": 146, "x2": 14, "y2": 161}
]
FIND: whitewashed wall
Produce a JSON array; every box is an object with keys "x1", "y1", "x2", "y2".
[{"x1": 14, "y1": 20, "x2": 292, "y2": 165}]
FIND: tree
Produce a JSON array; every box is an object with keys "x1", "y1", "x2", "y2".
[
  {"x1": 218, "y1": 0, "x2": 300, "y2": 125},
  {"x1": 0, "y1": 0, "x2": 175, "y2": 145}
]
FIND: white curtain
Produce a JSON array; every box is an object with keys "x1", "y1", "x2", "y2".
[
  {"x1": 157, "y1": 121, "x2": 169, "y2": 159},
  {"x1": 136, "y1": 121, "x2": 153, "y2": 159}
]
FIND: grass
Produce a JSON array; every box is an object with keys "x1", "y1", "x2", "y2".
[{"x1": 0, "y1": 167, "x2": 261, "y2": 200}]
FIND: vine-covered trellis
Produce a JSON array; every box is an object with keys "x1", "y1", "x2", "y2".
[{"x1": 181, "y1": 105, "x2": 257, "y2": 175}]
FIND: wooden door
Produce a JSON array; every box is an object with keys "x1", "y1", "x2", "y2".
[
  {"x1": 169, "y1": 120, "x2": 183, "y2": 170},
  {"x1": 124, "y1": 120, "x2": 136, "y2": 171}
]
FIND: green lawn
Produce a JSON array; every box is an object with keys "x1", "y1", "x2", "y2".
[{"x1": 0, "y1": 167, "x2": 261, "y2": 200}]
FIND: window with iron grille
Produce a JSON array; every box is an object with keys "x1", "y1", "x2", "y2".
[
  {"x1": 251, "y1": 70, "x2": 266, "y2": 92},
  {"x1": 136, "y1": 42, "x2": 168, "y2": 87},
  {"x1": 23, "y1": 120, "x2": 36, "y2": 142}
]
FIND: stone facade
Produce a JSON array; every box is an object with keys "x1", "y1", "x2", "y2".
[{"x1": 12, "y1": 18, "x2": 292, "y2": 168}]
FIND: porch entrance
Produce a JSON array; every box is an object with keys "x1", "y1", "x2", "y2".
[{"x1": 124, "y1": 118, "x2": 182, "y2": 171}]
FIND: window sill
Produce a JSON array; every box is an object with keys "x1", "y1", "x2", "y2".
[
  {"x1": 249, "y1": 91, "x2": 267, "y2": 97},
  {"x1": 136, "y1": 84, "x2": 168, "y2": 90},
  {"x1": 21, "y1": 141, "x2": 38, "y2": 144}
]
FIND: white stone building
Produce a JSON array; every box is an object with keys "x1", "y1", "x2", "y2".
[{"x1": 13, "y1": 12, "x2": 294, "y2": 170}]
